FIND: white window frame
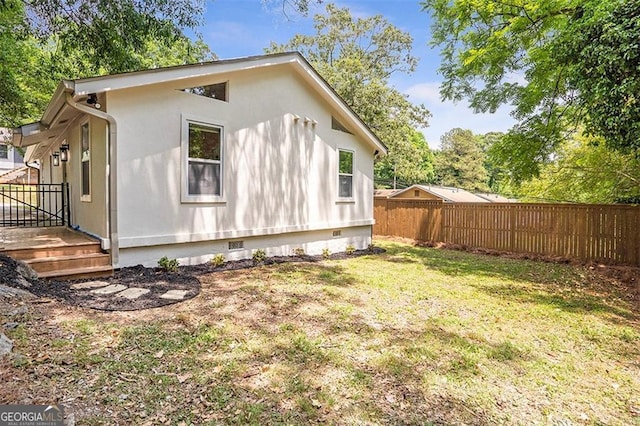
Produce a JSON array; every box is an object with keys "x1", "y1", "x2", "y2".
[
  {"x1": 80, "y1": 120, "x2": 91, "y2": 202},
  {"x1": 181, "y1": 114, "x2": 226, "y2": 203},
  {"x1": 0, "y1": 144, "x2": 8, "y2": 160},
  {"x1": 337, "y1": 148, "x2": 355, "y2": 201}
]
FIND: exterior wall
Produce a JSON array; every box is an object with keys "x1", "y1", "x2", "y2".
[
  {"x1": 119, "y1": 225, "x2": 371, "y2": 267},
  {"x1": 40, "y1": 116, "x2": 108, "y2": 241},
  {"x1": 107, "y1": 63, "x2": 375, "y2": 267},
  {"x1": 0, "y1": 143, "x2": 24, "y2": 174},
  {"x1": 393, "y1": 188, "x2": 441, "y2": 200}
]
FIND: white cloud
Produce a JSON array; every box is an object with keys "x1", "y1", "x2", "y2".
[
  {"x1": 405, "y1": 81, "x2": 517, "y2": 149},
  {"x1": 405, "y1": 82, "x2": 443, "y2": 104}
]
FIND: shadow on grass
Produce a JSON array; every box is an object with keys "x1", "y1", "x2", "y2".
[
  {"x1": 378, "y1": 242, "x2": 639, "y2": 323},
  {"x1": 13, "y1": 253, "x2": 639, "y2": 426}
]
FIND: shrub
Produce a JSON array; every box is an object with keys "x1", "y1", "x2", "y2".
[
  {"x1": 322, "y1": 248, "x2": 331, "y2": 259},
  {"x1": 293, "y1": 247, "x2": 305, "y2": 256},
  {"x1": 252, "y1": 249, "x2": 267, "y2": 264},
  {"x1": 345, "y1": 244, "x2": 356, "y2": 255},
  {"x1": 211, "y1": 254, "x2": 225, "y2": 267},
  {"x1": 158, "y1": 256, "x2": 179, "y2": 272}
]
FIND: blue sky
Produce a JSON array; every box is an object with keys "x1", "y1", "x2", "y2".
[{"x1": 199, "y1": 0, "x2": 516, "y2": 149}]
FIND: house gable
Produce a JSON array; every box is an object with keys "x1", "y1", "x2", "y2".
[{"x1": 70, "y1": 52, "x2": 386, "y2": 155}]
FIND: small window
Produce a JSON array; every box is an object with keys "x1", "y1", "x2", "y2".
[
  {"x1": 0, "y1": 144, "x2": 7, "y2": 159},
  {"x1": 182, "y1": 82, "x2": 228, "y2": 102},
  {"x1": 331, "y1": 116, "x2": 352, "y2": 134},
  {"x1": 229, "y1": 241, "x2": 244, "y2": 250},
  {"x1": 414, "y1": 190, "x2": 420, "y2": 197},
  {"x1": 80, "y1": 122, "x2": 91, "y2": 199},
  {"x1": 187, "y1": 123, "x2": 222, "y2": 196},
  {"x1": 338, "y1": 149, "x2": 354, "y2": 198},
  {"x1": 332, "y1": 230, "x2": 342, "y2": 237}
]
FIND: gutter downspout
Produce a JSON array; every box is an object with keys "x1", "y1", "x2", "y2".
[
  {"x1": 24, "y1": 161, "x2": 39, "y2": 185},
  {"x1": 64, "y1": 93, "x2": 119, "y2": 268}
]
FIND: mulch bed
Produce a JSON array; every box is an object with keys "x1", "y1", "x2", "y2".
[{"x1": 0, "y1": 248, "x2": 384, "y2": 311}]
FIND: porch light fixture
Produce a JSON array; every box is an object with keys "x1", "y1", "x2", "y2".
[
  {"x1": 52, "y1": 152, "x2": 60, "y2": 167},
  {"x1": 60, "y1": 142, "x2": 69, "y2": 162}
]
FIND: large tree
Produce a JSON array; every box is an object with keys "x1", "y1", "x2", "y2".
[
  {"x1": 434, "y1": 128, "x2": 489, "y2": 192},
  {"x1": 422, "y1": 0, "x2": 640, "y2": 181},
  {"x1": 478, "y1": 132, "x2": 514, "y2": 195},
  {"x1": 518, "y1": 134, "x2": 640, "y2": 204},
  {"x1": 0, "y1": 0, "x2": 214, "y2": 126},
  {"x1": 266, "y1": 3, "x2": 433, "y2": 185}
]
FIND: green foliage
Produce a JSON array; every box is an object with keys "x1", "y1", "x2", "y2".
[
  {"x1": 267, "y1": 4, "x2": 433, "y2": 185},
  {"x1": 210, "y1": 254, "x2": 225, "y2": 268},
  {"x1": 434, "y1": 128, "x2": 489, "y2": 192},
  {"x1": 555, "y1": 1, "x2": 640, "y2": 152},
  {"x1": 375, "y1": 130, "x2": 435, "y2": 187},
  {"x1": 252, "y1": 249, "x2": 267, "y2": 264},
  {"x1": 478, "y1": 132, "x2": 513, "y2": 195},
  {"x1": 0, "y1": 0, "x2": 212, "y2": 126},
  {"x1": 345, "y1": 244, "x2": 356, "y2": 255},
  {"x1": 0, "y1": 1, "x2": 55, "y2": 125},
  {"x1": 322, "y1": 248, "x2": 331, "y2": 259},
  {"x1": 517, "y1": 133, "x2": 640, "y2": 204},
  {"x1": 293, "y1": 247, "x2": 305, "y2": 256},
  {"x1": 157, "y1": 256, "x2": 179, "y2": 272},
  {"x1": 422, "y1": 0, "x2": 640, "y2": 180},
  {"x1": 23, "y1": 0, "x2": 207, "y2": 72}
]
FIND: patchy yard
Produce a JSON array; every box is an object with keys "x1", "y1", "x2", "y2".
[{"x1": 1, "y1": 240, "x2": 639, "y2": 425}]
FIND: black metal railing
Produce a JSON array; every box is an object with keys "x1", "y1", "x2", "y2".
[{"x1": 0, "y1": 183, "x2": 70, "y2": 227}]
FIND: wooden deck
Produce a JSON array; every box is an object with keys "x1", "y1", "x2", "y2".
[
  {"x1": 0, "y1": 226, "x2": 113, "y2": 279},
  {"x1": 0, "y1": 226, "x2": 96, "y2": 250}
]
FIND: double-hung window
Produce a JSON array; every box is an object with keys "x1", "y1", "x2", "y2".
[
  {"x1": 338, "y1": 149, "x2": 354, "y2": 199},
  {"x1": 183, "y1": 118, "x2": 223, "y2": 202},
  {"x1": 0, "y1": 144, "x2": 8, "y2": 159}
]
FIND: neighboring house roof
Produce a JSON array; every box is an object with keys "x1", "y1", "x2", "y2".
[
  {"x1": 393, "y1": 184, "x2": 491, "y2": 203},
  {"x1": 475, "y1": 193, "x2": 518, "y2": 203},
  {"x1": 13, "y1": 52, "x2": 387, "y2": 159},
  {"x1": 0, "y1": 166, "x2": 38, "y2": 184},
  {"x1": 373, "y1": 189, "x2": 400, "y2": 198}
]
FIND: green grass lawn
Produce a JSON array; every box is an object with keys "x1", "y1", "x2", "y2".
[{"x1": 2, "y1": 240, "x2": 639, "y2": 425}]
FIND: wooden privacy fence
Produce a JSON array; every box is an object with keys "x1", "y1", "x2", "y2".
[{"x1": 374, "y1": 199, "x2": 640, "y2": 266}]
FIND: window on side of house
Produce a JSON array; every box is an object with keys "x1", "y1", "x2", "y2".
[
  {"x1": 186, "y1": 122, "x2": 223, "y2": 198},
  {"x1": 80, "y1": 122, "x2": 91, "y2": 200},
  {"x1": 0, "y1": 144, "x2": 8, "y2": 159},
  {"x1": 182, "y1": 82, "x2": 228, "y2": 102},
  {"x1": 338, "y1": 149, "x2": 354, "y2": 199}
]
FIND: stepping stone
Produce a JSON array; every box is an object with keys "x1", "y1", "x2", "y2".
[
  {"x1": 91, "y1": 284, "x2": 127, "y2": 295},
  {"x1": 116, "y1": 288, "x2": 150, "y2": 300},
  {"x1": 72, "y1": 281, "x2": 110, "y2": 290},
  {"x1": 159, "y1": 290, "x2": 189, "y2": 300}
]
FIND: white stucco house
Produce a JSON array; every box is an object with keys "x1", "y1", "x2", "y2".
[{"x1": 11, "y1": 52, "x2": 387, "y2": 268}]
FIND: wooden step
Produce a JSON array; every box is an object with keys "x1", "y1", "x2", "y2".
[
  {"x1": 3, "y1": 242, "x2": 103, "y2": 261},
  {"x1": 38, "y1": 265, "x2": 114, "y2": 280},
  {"x1": 26, "y1": 252, "x2": 111, "y2": 273}
]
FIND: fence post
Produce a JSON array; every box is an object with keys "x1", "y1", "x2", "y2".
[
  {"x1": 64, "y1": 183, "x2": 71, "y2": 226},
  {"x1": 509, "y1": 206, "x2": 516, "y2": 252}
]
